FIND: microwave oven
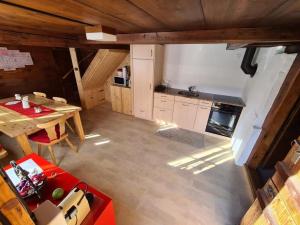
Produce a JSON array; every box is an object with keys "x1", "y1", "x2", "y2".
[{"x1": 114, "y1": 76, "x2": 126, "y2": 86}]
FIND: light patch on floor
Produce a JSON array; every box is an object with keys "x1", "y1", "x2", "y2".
[{"x1": 0, "y1": 103, "x2": 252, "y2": 225}]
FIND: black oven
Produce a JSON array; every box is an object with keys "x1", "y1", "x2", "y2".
[{"x1": 205, "y1": 102, "x2": 243, "y2": 138}]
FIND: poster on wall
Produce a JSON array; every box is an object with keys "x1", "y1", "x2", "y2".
[{"x1": 0, "y1": 47, "x2": 34, "y2": 71}]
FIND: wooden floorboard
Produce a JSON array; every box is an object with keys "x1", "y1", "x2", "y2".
[{"x1": 1, "y1": 103, "x2": 253, "y2": 225}]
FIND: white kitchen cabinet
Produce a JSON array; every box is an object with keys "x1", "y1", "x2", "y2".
[
  {"x1": 173, "y1": 101, "x2": 198, "y2": 131},
  {"x1": 154, "y1": 94, "x2": 174, "y2": 109},
  {"x1": 133, "y1": 59, "x2": 154, "y2": 120},
  {"x1": 153, "y1": 93, "x2": 174, "y2": 123},
  {"x1": 132, "y1": 45, "x2": 154, "y2": 59},
  {"x1": 193, "y1": 104, "x2": 211, "y2": 133},
  {"x1": 153, "y1": 108, "x2": 173, "y2": 123},
  {"x1": 131, "y1": 45, "x2": 164, "y2": 120},
  {"x1": 154, "y1": 93, "x2": 175, "y2": 102},
  {"x1": 174, "y1": 96, "x2": 199, "y2": 105}
]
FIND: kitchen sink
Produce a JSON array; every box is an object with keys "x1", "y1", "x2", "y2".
[{"x1": 178, "y1": 90, "x2": 199, "y2": 97}]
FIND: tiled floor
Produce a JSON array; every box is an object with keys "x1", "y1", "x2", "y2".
[{"x1": 1, "y1": 103, "x2": 252, "y2": 225}]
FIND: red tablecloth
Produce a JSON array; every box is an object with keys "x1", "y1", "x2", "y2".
[{"x1": 0, "y1": 101, "x2": 54, "y2": 118}]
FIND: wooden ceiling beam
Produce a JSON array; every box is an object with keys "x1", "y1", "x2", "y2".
[
  {"x1": 116, "y1": 27, "x2": 300, "y2": 44},
  {"x1": 1, "y1": 27, "x2": 299, "y2": 48},
  {"x1": 0, "y1": 29, "x2": 129, "y2": 49}
]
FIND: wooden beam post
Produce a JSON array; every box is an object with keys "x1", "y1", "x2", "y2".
[{"x1": 69, "y1": 48, "x2": 86, "y2": 108}]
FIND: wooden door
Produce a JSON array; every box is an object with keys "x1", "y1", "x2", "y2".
[
  {"x1": 133, "y1": 59, "x2": 153, "y2": 120},
  {"x1": 193, "y1": 105, "x2": 211, "y2": 133},
  {"x1": 132, "y1": 45, "x2": 154, "y2": 59},
  {"x1": 173, "y1": 102, "x2": 197, "y2": 130},
  {"x1": 110, "y1": 85, "x2": 122, "y2": 113},
  {"x1": 121, "y1": 87, "x2": 132, "y2": 115}
]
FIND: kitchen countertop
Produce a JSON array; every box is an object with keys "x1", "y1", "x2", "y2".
[{"x1": 155, "y1": 87, "x2": 246, "y2": 107}]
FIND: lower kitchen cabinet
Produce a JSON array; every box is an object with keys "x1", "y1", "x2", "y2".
[
  {"x1": 153, "y1": 107, "x2": 173, "y2": 123},
  {"x1": 172, "y1": 101, "x2": 198, "y2": 130},
  {"x1": 121, "y1": 87, "x2": 132, "y2": 115},
  {"x1": 193, "y1": 104, "x2": 211, "y2": 133},
  {"x1": 111, "y1": 85, "x2": 132, "y2": 115},
  {"x1": 111, "y1": 85, "x2": 122, "y2": 112},
  {"x1": 153, "y1": 93, "x2": 174, "y2": 123}
]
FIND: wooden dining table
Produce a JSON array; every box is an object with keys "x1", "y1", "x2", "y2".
[{"x1": 0, "y1": 94, "x2": 85, "y2": 155}]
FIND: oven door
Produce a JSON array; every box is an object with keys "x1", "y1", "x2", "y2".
[{"x1": 205, "y1": 106, "x2": 241, "y2": 137}]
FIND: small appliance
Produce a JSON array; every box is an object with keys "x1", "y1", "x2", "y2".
[
  {"x1": 58, "y1": 182, "x2": 93, "y2": 225},
  {"x1": 113, "y1": 76, "x2": 126, "y2": 86},
  {"x1": 113, "y1": 66, "x2": 130, "y2": 86}
]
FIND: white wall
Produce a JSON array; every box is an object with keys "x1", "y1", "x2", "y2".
[
  {"x1": 163, "y1": 44, "x2": 248, "y2": 97},
  {"x1": 232, "y1": 47, "x2": 296, "y2": 165},
  {"x1": 162, "y1": 44, "x2": 296, "y2": 165}
]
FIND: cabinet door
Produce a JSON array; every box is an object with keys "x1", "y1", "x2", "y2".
[
  {"x1": 121, "y1": 87, "x2": 132, "y2": 115},
  {"x1": 193, "y1": 105, "x2": 211, "y2": 133},
  {"x1": 153, "y1": 107, "x2": 173, "y2": 123},
  {"x1": 172, "y1": 102, "x2": 197, "y2": 130},
  {"x1": 133, "y1": 59, "x2": 153, "y2": 120},
  {"x1": 132, "y1": 45, "x2": 154, "y2": 59},
  {"x1": 110, "y1": 86, "x2": 122, "y2": 113},
  {"x1": 154, "y1": 98, "x2": 174, "y2": 110}
]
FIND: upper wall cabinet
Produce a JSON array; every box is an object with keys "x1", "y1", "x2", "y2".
[
  {"x1": 132, "y1": 45, "x2": 154, "y2": 59},
  {"x1": 131, "y1": 45, "x2": 164, "y2": 121}
]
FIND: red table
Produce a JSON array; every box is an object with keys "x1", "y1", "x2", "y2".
[{"x1": 5, "y1": 154, "x2": 116, "y2": 225}]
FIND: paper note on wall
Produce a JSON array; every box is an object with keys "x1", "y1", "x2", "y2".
[{"x1": 0, "y1": 48, "x2": 34, "y2": 70}]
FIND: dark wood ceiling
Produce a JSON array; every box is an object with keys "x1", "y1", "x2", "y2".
[
  {"x1": 0, "y1": 0, "x2": 299, "y2": 46},
  {"x1": 1, "y1": 0, "x2": 300, "y2": 37}
]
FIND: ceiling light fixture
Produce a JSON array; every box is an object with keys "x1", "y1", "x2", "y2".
[{"x1": 85, "y1": 25, "x2": 117, "y2": 42}]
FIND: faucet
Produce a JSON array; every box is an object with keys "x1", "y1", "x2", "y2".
[{"x1": 188, "y1": 86, "x2": 196, "y2": 92}]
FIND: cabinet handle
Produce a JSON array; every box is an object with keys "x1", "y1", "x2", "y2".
[
  {"x1": 161, "y1": 100, "x2": 167, "y2": 102},
  {"x1": 159, "y1": 109, "x2": 165, "y2": 112},
  {"x1": 150, "y1": 83, "x2": 152, "y2": 90},
  {"x1": 182, "y1": 103, "x2": 189, "y2": 107},
  {"x1": 200, "y1": 107, "x2": 209, "y2": 110},
  {"x1": 150, "y1": 49, "x2": 153, "y2": 57}
]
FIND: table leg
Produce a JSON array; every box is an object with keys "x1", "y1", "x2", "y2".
[
  {"x1": 16, "y1": 134, "x2": 33, "y2": 155},
  {"x1": 73, "y1": 111, "x2": 85, "y2": 142}
]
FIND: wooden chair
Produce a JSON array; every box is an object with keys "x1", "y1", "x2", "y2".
[
  {"x1": 0, "y1": 144, "x2": 8, "y2": 159},
  {"x1": 52, "y1": 97, "x2": 75, "y2": 134},
  {"x1": 28, "y1": 116, "x2": 77, "y2": 165},
  {"x1": 33, "y1": 92, "x2": 47, "y2": 98}
]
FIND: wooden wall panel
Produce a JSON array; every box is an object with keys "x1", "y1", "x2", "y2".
[
  {"x1": 52, "y1": 48, "x2": 80, "y2": 104},
  {"x1": 0, "y1": 46, "x2": 63, "y2": 98}
]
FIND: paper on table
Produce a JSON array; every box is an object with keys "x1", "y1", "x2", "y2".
[{"x1": 5, "y1": 159, "x2": 43, "y2": 186}]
